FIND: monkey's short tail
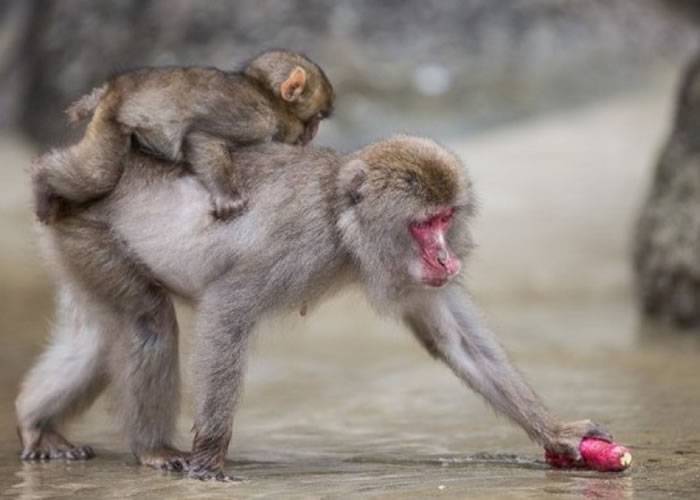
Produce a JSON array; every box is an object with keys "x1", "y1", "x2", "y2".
[{"x1": 65, "y1": 83, "x2": 109, "y2": 125}]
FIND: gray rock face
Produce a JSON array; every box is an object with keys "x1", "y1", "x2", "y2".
[
  {"x1": 0, "y1": 0, "x2": 696, "y2": 146},
  {"x1": 635, "y1": 53, "x2": 700, "y2": 328}
]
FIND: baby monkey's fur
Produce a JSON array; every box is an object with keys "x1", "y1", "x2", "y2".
[{"x1": 33, "y1": 49, "x2": 334, "y2": 222}]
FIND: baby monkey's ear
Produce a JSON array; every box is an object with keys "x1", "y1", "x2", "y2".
[{"x1": 280, "y1": 66, "x2": 307, "y2": 102}]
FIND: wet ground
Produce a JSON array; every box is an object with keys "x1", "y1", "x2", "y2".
[{"x1": 1, "y1": 68, "x2": 700, "y2": 498}]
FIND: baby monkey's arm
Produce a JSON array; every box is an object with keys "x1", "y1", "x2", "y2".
[{"x1": 183, "y1": 132, "x2": 248, "y2": 220}]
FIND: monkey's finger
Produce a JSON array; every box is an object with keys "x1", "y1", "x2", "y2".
[
  {"x1": 20, "y1": 449, "x2": 39, "y2": 461},
  {"x1": 582, "y1": 422, "x2": 613, "y2": 443},
  {"x1": 215, "y1": 471, "x2": 242, "y2": 482},
  {"x1": 167, "y1": 459, "x2": 184, "y2": 472},
  {"x1": 212, "y1": 198, "x2": 248, "y2": 220}
]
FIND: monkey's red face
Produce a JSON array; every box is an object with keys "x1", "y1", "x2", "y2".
[{"x1": 409, "y1": 208, "x2": 461, "y2": 287}]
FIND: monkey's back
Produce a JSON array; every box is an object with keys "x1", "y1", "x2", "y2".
[
  {"x1": 110, "y1": 67, "x2": 278, "y2": 160},
  {"x1": 96, "y1": 144, "x2": 350, "y2": 305}
]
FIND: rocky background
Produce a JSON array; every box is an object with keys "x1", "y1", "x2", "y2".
[{"x1": 0, "y1": 0, "x2": 698, "y2": 149}]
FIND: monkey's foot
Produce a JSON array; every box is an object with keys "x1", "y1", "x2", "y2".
[
  {"x1": 211, "y1": 195, "x2": 248, "y2": 220},
  {"x1": 188, "y1": 465, "x2": 241, "y2": 482},
  {"x1": 139, "y1": 446, "x2": 191, "y2": 472},
  {"x1": 31, "y1": 170, "x2": 66, "y2": 225},
  {"x1": 545, "y1": 420, "x2": 613, "y2": 463},
  {"x1": 19, "y1": 428, "x2": 95, "y2": 461}
]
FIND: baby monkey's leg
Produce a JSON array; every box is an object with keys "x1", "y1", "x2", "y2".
[
  {"x1": 33, "y1": 97, "x2": 130, "y2": 224},
  {"x1": 183, "y1": 132, "x2": 247, "y2": 220}
]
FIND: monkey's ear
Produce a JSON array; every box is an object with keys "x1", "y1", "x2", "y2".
[
  {"x1": 280, "y1": 66, "x2": 307, "y2": 102},
  {"x1": 340, "y1": 159, "x2": 368, "y2": 205}
]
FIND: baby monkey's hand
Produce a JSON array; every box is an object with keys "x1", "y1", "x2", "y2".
[{"x1": 211, "y1": 193, "x2": 248, "y2": 220}]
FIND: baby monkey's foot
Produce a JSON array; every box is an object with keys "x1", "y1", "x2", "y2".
[
  {"x1": 211, "y1": 194, "x2": 248, "y2": 220},
  {"x1": 32, "y1": 172, "x2": 66, "y2": 225},
  {"x1": 139, "y1": 446, "x2": 191, "y2": 472},
  {"x1": 19, "y1": 427, "x2": 95, "y2": 461}
]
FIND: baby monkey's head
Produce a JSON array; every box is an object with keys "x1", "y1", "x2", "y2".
[{"x1": 244, "y1": 49, "x2": 334, "y2": 144}]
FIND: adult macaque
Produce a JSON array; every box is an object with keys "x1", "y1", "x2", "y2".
[
  {"x1": 32, "y1": 49, "x2": 334, "y2": 222},
  {"x1": 17, "y1": 136, "x2": 611, "y2": 480}
]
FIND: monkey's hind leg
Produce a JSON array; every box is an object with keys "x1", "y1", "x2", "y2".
[
  {"x1": 184, "y1": 132, "x2": 248, "y2": 220},
  {"x1": 108, "y1": 291, "x2": 189, "y2": 473},
  {"x1": 16, "y1": 285, "x2": 109, "y2": 461}
]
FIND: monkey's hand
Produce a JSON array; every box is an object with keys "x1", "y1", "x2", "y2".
[
  {"x1": 545, "y1": 420, "x2": 613, "y2": 464},
  {"x1": 211, "y1": 193, "x2": 248, "y2": 221}
]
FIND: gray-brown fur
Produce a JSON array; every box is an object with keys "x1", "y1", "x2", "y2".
[
  {"x1": 634, "y1": 53, "x2": 700, "y2": 328},
  {"x1": 33, "y1": 49, "x2": 334, "y2": 222},
  {"x1": 18, "y1": 136, "x2": 610, "y2": 480}
]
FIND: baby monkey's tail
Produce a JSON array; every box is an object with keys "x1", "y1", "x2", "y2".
[{"x1": 65, "y1": 83, "x2": 109, "y2": 125}]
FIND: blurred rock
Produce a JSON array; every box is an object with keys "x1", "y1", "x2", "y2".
[
  {"x1": 634, "y1": 51, "x2": 700, "y2": 329},
  {"x1": 0, "y1": 0, "x2": 697, "y2": 147}
]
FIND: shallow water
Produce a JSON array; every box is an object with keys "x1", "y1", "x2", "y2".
[
  {"x1": 1, "y1": 294, "x2": 699, "y2": 498},
  {"x1": 1, "y1": 69, "x2": 699, "y2": 498}
]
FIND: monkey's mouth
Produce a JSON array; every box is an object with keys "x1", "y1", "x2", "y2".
[
  {"x1": 420, "y1": 252, "x2": 461, "y2": 287},
  {"x1": 409, "y1": 208, "x2": 461, "y2": 287}
]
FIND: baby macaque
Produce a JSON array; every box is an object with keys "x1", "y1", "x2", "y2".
[{"x1": 33, "y1": 49, "x2": 334, "y2": 221}]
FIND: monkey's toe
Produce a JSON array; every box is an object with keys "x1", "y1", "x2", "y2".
[
  {"x1": 20, "y1": 449, "x2": 47, "y2": 461},
  {"x1": 211, "y1": 196, "x2": 248, "y2": 220},
  {"x1": 21, "y1": 444, "x2": 95, "y2": 461},
  {"x1": 61, "y1": 445, "x2": 95, "y2": 460},
  {"x1": 139, "y1": 447, "x2": 191, "y2": 473},
  {"x1": 158, "y1": 456, "x2": 189, "y2": 473},
  {"x1": 188, "y1": 466, "x2": 241, "y2": 482}
]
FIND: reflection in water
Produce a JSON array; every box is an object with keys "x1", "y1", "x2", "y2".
[{"x1": 542, "y1": 473, "x2": 634, "y2": 499}]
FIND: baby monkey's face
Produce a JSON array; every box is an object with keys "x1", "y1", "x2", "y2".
[
  {"x1": 296, "y1": 101, "x2": 333, "y2": 145},
  {"x1": 276, "y1": 63, "x2": 334, "y2": 145},
  {"x1": 245, "y1": 50, "x2": 334, "y2": 146}
]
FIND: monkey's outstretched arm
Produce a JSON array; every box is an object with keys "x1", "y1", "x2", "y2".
[{"x1": 403, "y1": 286, "x2": 611, "y2": 459}]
